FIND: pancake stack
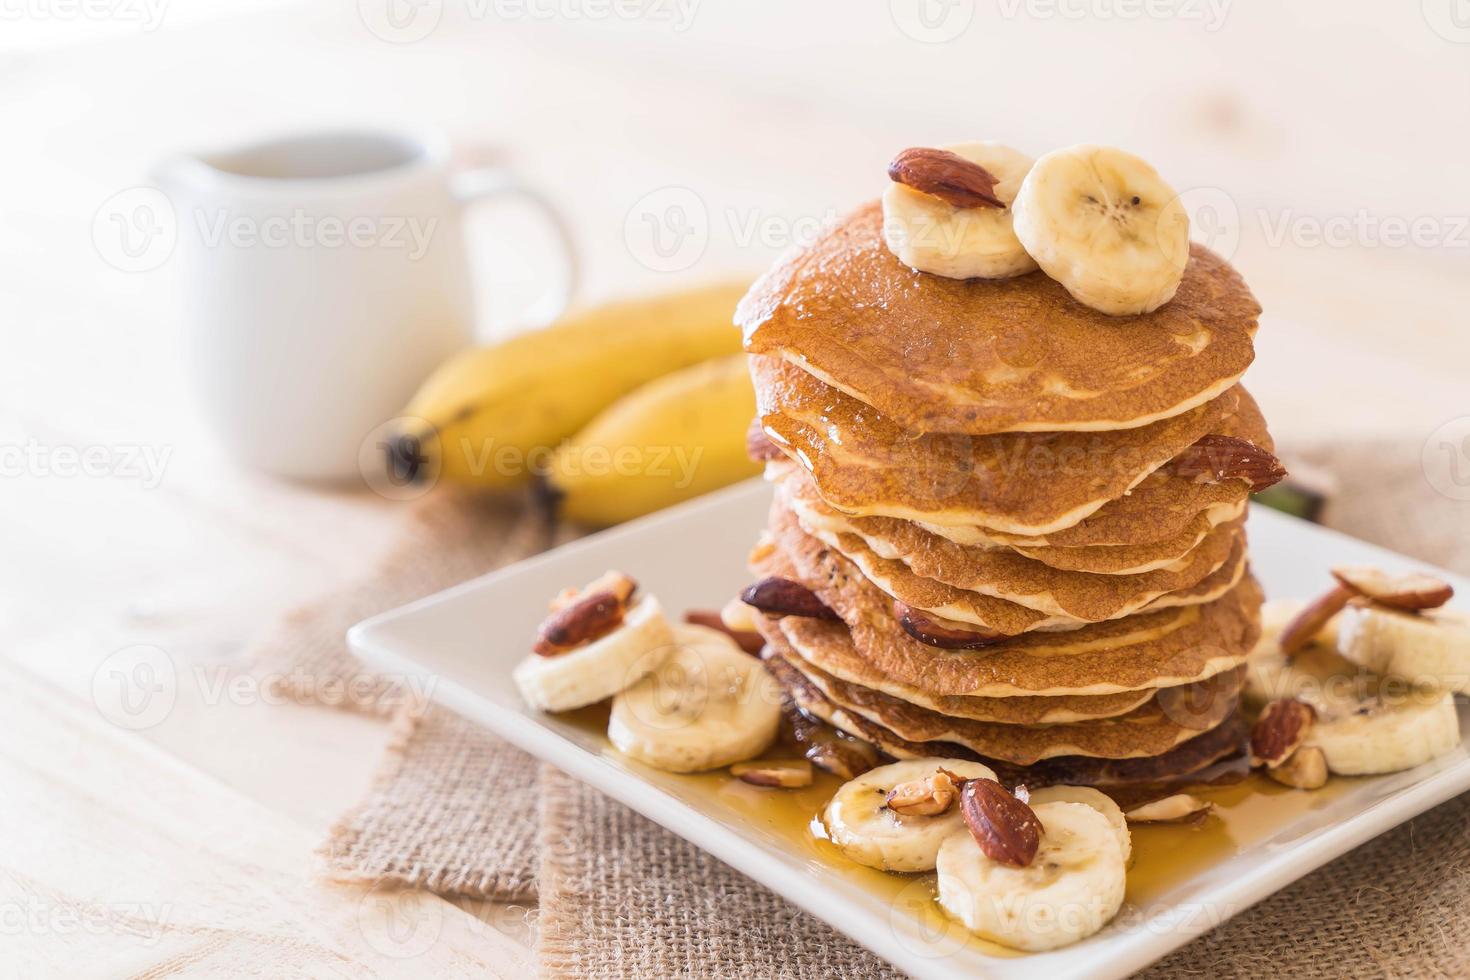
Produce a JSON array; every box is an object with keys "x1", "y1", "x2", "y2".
[{"x1": 735, "y1": 201, "x2": 1282, "y2": 793}]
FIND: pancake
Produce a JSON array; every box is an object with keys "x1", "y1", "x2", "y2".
[
  {"x1": 763, "y1": 646, "x2": 1250, "y2": 790},
  {"x1": 756, "y1": 525, "x2": 1263, "y2": 696},
  {"x1": 738, "y1": 201, "x2": 1260, "y2": 434},
  {"x1": 912, "y1": 388, "x2": 1272, "y2": 550},
  {"x1": 776, "y1": 497, "x2": 1247, "y2": 633},
  {"x1": 771, "y1": 639, "x2": 1243, "y2": 764},
  {"x1": 753, "y1": 354, "x2": 1237, "y2": 535},
  {"x1": 756, "y1": 612, "x2": 1157, "y2": 723},
  {"x1": 785, "y1": 474, "x2": 1242, "y2": 616}
]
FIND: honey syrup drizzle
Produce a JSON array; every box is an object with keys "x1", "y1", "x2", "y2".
[{"x1": 551, "y1": 703, "x2": 1347, "y2": 958}]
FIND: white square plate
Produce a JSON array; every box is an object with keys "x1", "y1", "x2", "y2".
[{"x1": 349, "y1": 479, "x2": 1470, "y2": 979}]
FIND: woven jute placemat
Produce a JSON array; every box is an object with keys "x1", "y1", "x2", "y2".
[
  {"x1": 257, "y1": 441, "x2": 1470, "y2": 976},
  {"x1": 248, "y1": 486, "x2": 569, "y2": 902}
]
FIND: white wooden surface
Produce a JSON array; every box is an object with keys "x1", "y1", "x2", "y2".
[{"x1": 2, "y1": 1, "x2": 1468, "y2": 975}]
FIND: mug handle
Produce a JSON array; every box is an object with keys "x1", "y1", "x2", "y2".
[{"x1": 450, "y1": 168, "x2": 579, "y2": 333}]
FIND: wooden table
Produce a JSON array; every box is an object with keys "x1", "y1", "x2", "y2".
[{"x1": 4, "y1": 2, "x2": 1468, "y2": 972}]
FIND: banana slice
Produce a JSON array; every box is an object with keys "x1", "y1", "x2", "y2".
[
  {"x1": 513, "y1": 595, "x2": 674, "y2": 712},
  {"x1": 822, "y1": 758, "x2": 997, "y2": 872},
  {"x1": 882, "y1": 142, "x2": 1038, "y2": 280},
  {"x1": 1245, "y1": 600, "x2": 1462, "y2": 776},
  {"x1": 1011, "y1": 144, "x2": 1190, "y2": 315},
  {"x1": 936, "y1": 801, "x2": 1127, "y2": 952},
  {"x1": 1337, "y1": 602, "x2": 1470, "y2": 696},
  {"x1": 608, "y1": 624, "x2": 781, "y2": 772},
  {"x1": 1024, "y1": 785, "x2": 1130, "y2": 864}
]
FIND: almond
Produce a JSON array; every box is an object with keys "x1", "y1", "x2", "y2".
[
  {"x1": 1266, "y1": 746, "x2": 1329, "y2": 790},
  {"x1": 740, "y1": 577, "x2": 841, "y2": 620},
  {"x1": 888, "y1": 147, "x2": 1005, "y2": 209},
  {"x1": 1249, "y1": 698, "x2": 1316, "y2": 769},
  {"x1": 550, "y1": 570, "x2": 635, "y2": 611},
  {"x1": 1278, "y1": 585, "x2": 1353, "y2": 656},
  {"x1": 805, "y1": 738, "x2": 878, "y2": 781},
  {"x1": 746, "y1": 417, "x2": 784, "y2": 462},
  {"x1": 1167, "y1": 435, "x2": 1287, "y2": 493},
  {"x1": 683, "y1": 609, "x2": 764, "y2": 656},
  {"x1": 731, "y1": 759, "x2": 813, "y2": 788},
  {"x1": 895, "y1": 602, "x2": 1008, "y2": 650},
  {"x1": 1331, "y1": 565, "x2": 1454, "y2": 611},
  {"x1": 960, "y1": 778, "x2": 1041, "y2": 867},
  {"x1": 534, "y1": 589, "x2": 628, "y2": 656},
  {"x1": 1124, "y1": 793, "x2": 1212, "y2": 824},
  {"x1": 886, "y1": 769, "x2": 963, "y2": 817}
]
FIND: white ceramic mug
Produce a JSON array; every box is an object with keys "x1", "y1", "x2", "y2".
[{"x1": 156, "y1": 129, "x2": 576, "y2": 481}]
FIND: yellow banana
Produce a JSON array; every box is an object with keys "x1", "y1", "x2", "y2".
[
  {"x1": 389, "y1": 281, "x2": 749, "y2": 488},
  {"x1": 548, "y1": 353, "x2": 759, "y2": 525}
]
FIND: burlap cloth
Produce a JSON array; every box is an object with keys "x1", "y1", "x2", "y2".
[{"x1": 251, "y1": 438, "x2": 1470, "y2": 978}]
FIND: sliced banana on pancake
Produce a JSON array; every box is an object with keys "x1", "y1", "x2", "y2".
[
  {"x1": 1024, "y1": 786, "x2": 1131, "y2": 864},
  {"x1": 822, "y1": 758, "x2": 998, "y2": 872},
  {"x1": 882, "y1": 142, "x2": 1038, "y2": 280},
  {"x1": 513, "y1": 595, "x2": 674, "y2": 712},
  {"x1": 608, "y1": 624, "x2": 782, "y2": 772},
  {"x1": 935, "y1": 801, "x2": 1127, "y2": 951},
  {"x1": 1245, "y1": 600, "x2": 1462, "y2": 777},
  {"x1": 1336, "y1": 602, "x2": 1470, "y2": 696},
  {"x1": 1012, "y1": 144, "x2": 1190, "y2": 316}
]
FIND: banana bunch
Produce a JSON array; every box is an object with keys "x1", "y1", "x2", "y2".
[
  {"x1": 546, "y1": 353, "x2": 760, "y2": 525},
  {"x1": 389, "y1": 281, "x2": 757, "y2": 522}
]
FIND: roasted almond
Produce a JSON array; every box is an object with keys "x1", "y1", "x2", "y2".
[
  {"x1": 888, "y1": 147, "x2": 1005, "y2": 209},
  {"x1": 1266, "y1": 746, "x2": 1329, "y2": 790},
  {"x1": 1167, "y1": 435, "x2": 1287, "y2": 493},
  {"x1": 534, "y1": 589, "x2": 626, "y2": 656},
  {"x1": 683, "y1": 609, "x2": 764, "y2": 656},
  {"x1": 805, "y1": 738, "x2": 878, "y2": 781},
  {"x1": 886, "y1": 769, "x2": 963, "y2": 817},
  {"x1": 740, "y1": 577, "x2": 841, "y2": 620},
  {"x1": 746, "y1": 417, "x2": 784, "y2": 462},
  {"x1": 1249, "y1": 698, "x2": 1316, "y2": 769},
  {"x1": 1278, "y1": 585, "x2": 1354, "y2": 656},
  {"x1": 1331, "y1": 565, "x2": 1454, "y2": 611},
  {"x1": 731, "y1": 759, "x2": 813, "y2": 788},
  {"x1": 895, "y1": 602, "x2": 1008, "y2": 650},
  {"x1": 960, "y1": 778, "x2": 1041, "y2": 867}
]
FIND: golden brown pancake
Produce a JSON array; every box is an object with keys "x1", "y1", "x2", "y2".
[
  {"x1": 763, "y1": 646, "x2": 1249, "y2": 790},
  {"x1": 757, "y1": 612, "x2": 1156, "y2": 723},
  {"x1": 773, "y1": 641, "x2": 1243, "y2": 764},
  {"x1": 753, "y1": 354, "x2": 1236, "y2": 534},
  {"x1": 773, "y1": 496, "x2": 1246, "y2": 633},
  {"x1": 784, "y1": 474, "x2": 1242, "y2": 616},
  {"x1": 756, "y1": 526, "x2": 1263, "y2": 696},
  {"x1": 738, "y1": 202, "x2": 1259, "y2": 434},
  {"x1": 910, "y1": 388, "x2": 1272, "y2": 550}
]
